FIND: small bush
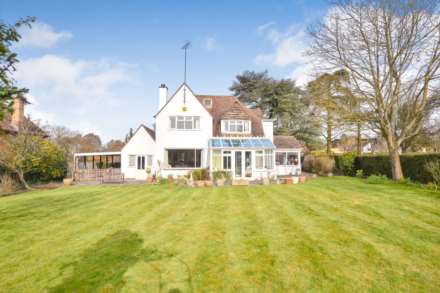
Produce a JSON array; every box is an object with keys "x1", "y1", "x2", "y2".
[
  {"x1": 355, "y1": 169, "x2": 364, "y2": 178},
  {"x1": 212, "y1": 170, "x2": 231, "y2": 180},
  {"x1": 425, "y1": 160, "x2": 440, "y2": 191},
  {"x1": 314, "y1": 156, "x2": 335, "y2": 175},
  {"x1": 365, "y1": 174, "x2": 389, "y2": 184},
  {"x1": 335, "y1": 153, "x2": 356, "y2": 176},
  {"x1": 303, "y1": 155, "x2": 315, "y2": 172},
  {"x1": 191, "y1": 169, "x2": 209, "y2": 181},
  {"x1": 0, "y1": 175, "x2": 19, "y2": 195}
]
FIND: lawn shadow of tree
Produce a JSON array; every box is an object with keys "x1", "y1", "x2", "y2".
[{"x1": 48, "y1": 230, "x2": 159, "y2": 293}]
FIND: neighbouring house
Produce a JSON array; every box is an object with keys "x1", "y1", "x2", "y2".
[
  {"x1": 73, "y1": 83, "x2": 303, "y2": 181},
  {"x1": 0, "y1": 96, "x2": 46, "y2": 151}
]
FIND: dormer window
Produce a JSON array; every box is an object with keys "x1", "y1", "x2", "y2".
[
  {"x1": 221, "y1": 120, "x2": 251, "y2": 134},
  {"x1": 203, "y1": 98, "x2": 212, "y2": 108}
]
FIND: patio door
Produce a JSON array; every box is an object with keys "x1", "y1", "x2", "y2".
[
  {"x1": 136, "y1": 155, "x2": 146, "y2": 180},
  {"x1": 234, "y1": 151, "x2": 252, "y2": 178},
  {"x1": 234, "y1": 151, "x2": 242, "y2": 178}
]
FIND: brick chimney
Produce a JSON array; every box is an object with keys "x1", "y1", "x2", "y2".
[{"x1": 11, "y1": 96, "x2": 26, "y2": 128}]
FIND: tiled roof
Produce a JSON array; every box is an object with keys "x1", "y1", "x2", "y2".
[
  {"x1": 273, "y1": 136, "x2": 303, "y2": 149},
  {"x1": 195, "y1": 95, "x2": 265, "y2": 137},
  {"x1": 0, "y1": 115, "x2": 47, "y2": 137},
  {"x1": 141, "y1": 124, "x2": 156, "y2": 140}
]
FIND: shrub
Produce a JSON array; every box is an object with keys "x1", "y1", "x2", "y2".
[
  {"x1": 314, "y1": 156, "x2": 335, "y2": 175},
  {"x1": 212, "y1": 170, "x2": 231, "y2": 180},
  {"x1": 365, "y1": 174, "x2": 389, "y2": 184},
  {"x1": 425, "y1": 160, "x2": 440, "y2": 191},
  {"x1": 354, "y1": 153, "x2": 440, "y2": 183},
  {"x1": 0, "y1": 175, "x2": 19, "y2": 195},
  {"x1": 355, "y1": 169, "x2": 364, "y2": 178},
  {"x1": 335, "y1": 153, "x2": 356, "y2": 176},
  {"x1": 303, "y1": 156, "x2": 315, "y2": 172},
  {"x1": 191, "y1": 169, "x2": 209, "y2": 181}
]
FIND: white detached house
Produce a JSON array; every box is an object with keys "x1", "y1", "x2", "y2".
[{"x1": 74, "y1": 83, "x2": 303, "y2": 181}]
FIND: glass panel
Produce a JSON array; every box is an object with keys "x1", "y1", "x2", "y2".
[
  {"x1": 147, "y1": 155, "x2": 153, "y2": 166},
  {"x1": 128, "y1": 155, "x2": 136, "y2": 167},
  {"x1": 237, "y1": 121, "x2": 244, "y2": 132},
  {"x1": 177, "y1": 117, "x2": 184, "y2": 129},
  {"x1": 235, "y1": 151, "x2": 242, "y2": 177},
  {"x1": 245, "y1": 151, "x2": 252, "y2": 177},
  {"x1": 231, "y1": 139, "x2": 241, "y2": 147},
  {"x1": 223, "y1": 151, "x2": 232, "y2": 170},
  {"x1": 170, "y1": 116, "x2": 176, "y2": 129},
  {"x1": 241, "y1": 139, "x2": 252, "y2": 147},
  {"x1": 194, "y1": 117, "x2": 200, "y2": 129},
  {"x1": 211, "y1": 139, "x2": 222, "y2": 147},
  {"x1": 264, "y1": 150, "x2": 274, "y2": 169},
  {"x1": 287, "y1": 152, "x2": 299, "y2": 166},
  {"x1": 276, "y1": 152, "x2": 287, "y2": 166},
  {"x1": 167, "y1": 149, "x2": 201, "y2": 168},
  {"x1": 212, "y1": 150, "x2": 221, "y2": 170},
  {"x1": 255, "y1": 150, "x2": 264, "y2": 169},
  {"x1": 260, "y1": 139, "x2": 273, "y2": 147},
  {"x1": 184, "y1": 116, "x2": 192, "y2": 129},
  {"x1": 222, "y1": 139, "x2": 232, "y2": 147}
]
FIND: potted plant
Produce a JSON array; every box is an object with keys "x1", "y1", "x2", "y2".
[
  {"x1": 213, "y1": 170, "x2": 230, "y2": 186},
  {"x1": 192, "y1": 169, "x2": 208, "y2": 187},
  {"x1": 299, "y1": 175, "x2": 306, "y2": 183},
  {"x1": 167, "y1": 174, "x2": 174, "y2": 186},
  {"x1": 146, "y1": 168, "x2": 153, "y2": 184}
]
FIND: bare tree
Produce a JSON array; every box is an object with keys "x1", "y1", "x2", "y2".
[
  {"x1": 309, "y1": 0, "x2": 440, "y2": 180},
  {"x1": 0, "y1": 121, "x2": 42, "y2": 189}
]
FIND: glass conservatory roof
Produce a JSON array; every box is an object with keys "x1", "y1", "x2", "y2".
[{"x1": 210, "y1": 138, "x2": 275, "y2": 149}]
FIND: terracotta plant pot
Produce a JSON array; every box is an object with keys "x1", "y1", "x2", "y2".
[
  {"x1": 215, "y1": 179, "x2": 225, "y2": 186},
  {"x1": 63, "y1": 178, "x2": 73, "y2": 186},
  {"x1": 146, "y1": 176, "x2": 153, "y2": 184},
  {"x1": 284, "y1": 177, "x2": 293, "y2": 185},
  {"x1": 299, "y1": 176, "x2": 306, "y2": 183},
  {"x1": 195, "y1": 180, "x2": 205, "y2": 187}
]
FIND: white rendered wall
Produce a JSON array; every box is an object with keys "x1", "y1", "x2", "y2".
[
  {"x1": 262, "y1": 120, "x2": 274, "y2": 141},
  {"x1": 155, "y1": 84, "x2": 213, "y2": 172},
  {"x1": 121, "y1": 126, "x2": 157, "y2": 180}
]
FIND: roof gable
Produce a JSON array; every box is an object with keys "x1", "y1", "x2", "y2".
[
  {"x1": 154, "y1": 83, "x2": 211, "y2": 118},
  {"x1": 195, "y1": 94, "x2": 265, "y2": 137}
]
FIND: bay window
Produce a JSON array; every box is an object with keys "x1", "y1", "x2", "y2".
[{"x1": 167, "y1": 149, "x2": 201, "y2": 168}]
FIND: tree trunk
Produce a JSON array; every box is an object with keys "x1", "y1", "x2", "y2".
[
  {"x1": 389, "y1": 148, "x2": 404, "y2": 181},
  {"x1": 356, "y1": 121, "x2": 361, "y2": 155},
  {"x1": 326, "y1": 112, "x2": 332, "y2": 155},
  {"x1": 17, "y1": 171, "x2": 31, "y2": 190}
]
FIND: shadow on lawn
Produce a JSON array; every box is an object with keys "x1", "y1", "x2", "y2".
[
  {"x1": 49, "y1": 230, "x2": 155, "y2": 293},
  {"x1": 48, "y1": 230, "x2": 193, "y2": 293}
]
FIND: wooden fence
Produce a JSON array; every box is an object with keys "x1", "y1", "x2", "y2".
[{"x1": 74, "y1": 168, "x2": 124, "y2": 183}]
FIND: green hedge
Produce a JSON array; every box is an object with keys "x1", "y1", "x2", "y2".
[{"x1": 352, "y1": 153, "x2": 440, "y2": 183}]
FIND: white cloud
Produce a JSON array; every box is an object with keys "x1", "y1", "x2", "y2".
[
  {"x1": 17, "y1": 22, "x2": 72, "y2": 48},
  {"x1": 204, "y1": 36, "x2": 219, "y2": 51},
  {"x1": 14, "y1": 54, "x2": 144, "y2": 141},
  {"x1": 255, "y1": 23, "x2": 315, "y2": 85}
]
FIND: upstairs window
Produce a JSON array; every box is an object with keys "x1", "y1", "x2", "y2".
[
  {"x1": 169, "y1": 116, "x2": 200, "y2": 130},
  {"x1": 221, "y1": 120, "x2": 251, "y2": 134},
  {"x1": 203, "y1": 98, "x2": 212, "y2": 108}
]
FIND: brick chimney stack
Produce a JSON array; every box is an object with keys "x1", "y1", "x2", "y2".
[{"x1": 11, "y1": 96, "x2": 26, "y2": 128}]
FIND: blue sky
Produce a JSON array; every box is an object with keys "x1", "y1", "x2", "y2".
[{"x1": 1, "y1": 0, "x2": 330, "y2": 142}]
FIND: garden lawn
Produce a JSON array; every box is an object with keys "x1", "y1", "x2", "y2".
[{"x1": 0, "y1": 177, "x2": 439, "y2": 292}]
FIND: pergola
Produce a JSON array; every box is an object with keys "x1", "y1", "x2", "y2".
[{"x1": 73, "y1": 151, "x2": 121, "y2": 170}]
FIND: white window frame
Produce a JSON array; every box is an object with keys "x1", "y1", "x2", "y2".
[
  {"x1": 169, "y1": 116, "x2": 200, "y2": 130},
  {"x1": 221, "y1": 120, "x2": 251, "y2": 134},
  {"x1": 275, "y1": 151, "x2": 299, "y2": 166},
  {"x1": 264, "y1": 150, "x2": 274, "y2": 169},
  {"x1": 128, "y1": 155, "x2": 136, "y2": 168},
  {"x1": 255, "y1": 150, "x2": 264, "y2": 170},
  {"x1": 222, "y1": 150, "x2": 232, "y2": 170}
]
